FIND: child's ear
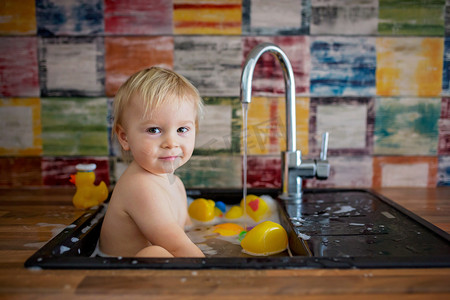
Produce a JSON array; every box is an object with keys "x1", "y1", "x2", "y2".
[{"x1": 116, "y1": 125, "x2": 130, "y2": 151}]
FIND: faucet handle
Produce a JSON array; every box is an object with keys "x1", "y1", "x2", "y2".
[
  {"x1": 319, "y1": 132, "x2": 329, "y2": 161},
  {"x1": 316, "y1": 132, "x2": 330, "y2": 180}
]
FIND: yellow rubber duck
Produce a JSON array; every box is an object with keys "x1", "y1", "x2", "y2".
[
  {"x1": 224, "y1": 205, "x2": 243, "y2": 219},
  {"x1": 188, "y1": 198, "x2": 216, "y2": 222},
  {"x1": 240, "y1": 194, "x2": 270, "y2": 222},
  {"x1": 70, "y1": 164, "x2": 108, "y2": 209},
  {"x1": 241, "y1": 221, "x2": 288, "y2": 256}
]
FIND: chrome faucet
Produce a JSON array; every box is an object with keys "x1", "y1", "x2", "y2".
[{"x1": 240, "y1": 43, "x2": 330, "y2": 200}]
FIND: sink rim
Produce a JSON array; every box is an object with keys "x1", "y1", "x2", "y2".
[{"x1": 24, "y1": 188, "x2": 450, "y2": 270}]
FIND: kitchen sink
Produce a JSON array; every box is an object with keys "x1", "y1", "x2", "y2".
[{"x1": 25, "y1": 188, "x2": 450, "y2": 269}]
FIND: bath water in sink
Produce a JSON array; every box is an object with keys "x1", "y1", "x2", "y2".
[
  {"x1": 184, "y1": 102, "x2": 290, "y2": 257},
  {"x1": 186, "y1": 195, "x2": 283, "y2": 257}
]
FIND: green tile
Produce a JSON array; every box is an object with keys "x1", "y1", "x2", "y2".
[
  {"x1": 41, "y1": 97, "x2": 108, "y2": 156},
  {"x1": 374, "y1": 97, "x2": 441, "y2": 155},
  {"x1": 378, "y1": 0, "x2": 445, "y2": 36},
  {"x1": 177, "y1": 155, "x2": 242, "y2": 188}
]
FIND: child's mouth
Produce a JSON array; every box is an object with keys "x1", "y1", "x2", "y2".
[{"x1": 159, "y1": 156, "x2": 180, "y2": 162}]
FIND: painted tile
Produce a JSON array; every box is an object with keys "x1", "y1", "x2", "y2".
[
  {"x1": 104, "y1": 0, "x2": 172, "y2": 35},
  {"x1": 310, "y1": 36, "x2": 376, "y2": 96},
  {"x1": 439, "y1": 119, "x2": 450, "y2": 154},
  {"x1": 374, "y1": 97, "x2": 441, "y2": 155},
  {"x1": 0, "y1": 0, "x2": 36, "y2": 34},
  {"x1": 0, "y1": 157, "x2": 42, "y2": 187},
  {"x1": 440, "y1": 98, "x2": 450, "y2": 154},
  {"x1": 437, "y1": 155, "x2": 450, "y2": 186},
  {"x1": 173, "y1": 0, "x2": 241, "y2": 35},
  {"x1": 445, "y1": 0, "x2": 450, "y2": 35},
  {"x1": 378, "y1": 0, "x2": 445, "y2": 36},
  {"x1": 373, "y1": 156, "x2": 438, "y2": 188},
  {"x1": 442, "y1": 37, "x2": 450, "y2": 95},
  {"x1": 176, "y1": 155, "x2": 242, "y2": 188},
  {"x1": 443, "y1": 97, "x2": 450, "y2": 119},
  {"x1": 195, "y1": 97, "x2": 241, "y2": 154},
  {"x1": 305, "y1": 156, "x2": 373, "y2": 188},
  {"x1": 107, "y1": 98, "x2": 122, "y2": 157},
  {"x1": 41, "y1": 97, "x2": 108, "y2": 156},
  {"x1": 242, "y1": 0, "x2": 309, "y2": 35},
  {"x1": 310, "y1": 0, "x2": 378, "y2": 35},
  {"x1": 105, "y1": 36, "x2": 173, "y2": 97},
  {"x1": 36, "y1": 0, "x2": 103, "y2": 36},
  {"x1": 377, "y1": 37, "x2": 444, "y2": 97},
  {"x1": 243, "y1": 36, "x2": 310, "y2": 95},
  {"x1": 174, "y1": 36, "x2": 241, "y2": 96},
  {"x1": 42, "y1": 157, "x2": 109, "y2": 186},
  {"x1": 246, "y1": 155, "x2": 281, "y2": 188},
  {"x1": 309, "y1": 97, "x2": 374, "y2": 156},
  {"x1": 0, "y1": 37, "x2": 39, "y2": 97},
  {"x1": 0, "y1": 98, "x2": 42, "y2": 156},
  {"x1": 38, "y1": 37, "x2": 105, "y2": 97},
  {"x1": 244, "y1": 97, "x2": 309, "y2": 155}
]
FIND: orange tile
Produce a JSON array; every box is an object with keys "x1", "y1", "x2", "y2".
[
  {"x1": 373, "y1": 156, "x2": 438, "y2": 188},
  {"x1": 105, "y1": 36, "x2": 173, "y2": 96}
]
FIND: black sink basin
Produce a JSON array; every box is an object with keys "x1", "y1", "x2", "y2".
[{"x1": 25, "y1": 188, "x2": 450, "y2": 269}]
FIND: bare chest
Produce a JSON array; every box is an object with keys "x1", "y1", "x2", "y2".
[{"x1": 163, "y1": 183, "x2": 187, "y2": 227}]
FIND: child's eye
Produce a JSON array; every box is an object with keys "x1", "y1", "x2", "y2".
[
  {"x1": 146, "y1": 127, "x2": 161, "y2": 134},
  {"x1": 177, "y1": 127, "x2": 189, "y2": 133}
]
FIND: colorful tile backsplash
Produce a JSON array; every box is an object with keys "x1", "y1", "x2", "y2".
[{"x1": 0, "y1": 0, "x2": 449, "y2": 188}]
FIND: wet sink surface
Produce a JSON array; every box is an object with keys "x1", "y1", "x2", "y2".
[
  {"x1": 25, "y1": 188, "x2": 450, "y2": 269},
  {"x1": 285, "y1": 190, "x2": 450, "y2": 258}
]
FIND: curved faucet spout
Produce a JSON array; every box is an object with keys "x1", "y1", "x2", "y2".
[{"x1": 240, "y1": 42, "x2": 297, "y2": 152}]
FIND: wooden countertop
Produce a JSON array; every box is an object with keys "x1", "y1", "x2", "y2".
[{"x1": 0, "y1": 187, "x2": 449, "y2": 299}]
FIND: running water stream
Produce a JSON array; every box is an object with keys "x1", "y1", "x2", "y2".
[{"x1": 242, "y1": 102, "x2": 249, "y2": 230}]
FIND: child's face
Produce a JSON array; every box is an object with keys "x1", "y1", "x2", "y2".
[{"x1": 117, "y1": 95, "x2": 197, "y2": 175}]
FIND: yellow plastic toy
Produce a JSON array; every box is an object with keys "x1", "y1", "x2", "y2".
[
  {"x1": 225, "y1": 205, "x2": 243, "y2": 219},
  {"x1": 240, "y1": 194, "x2": 269, "y2": 222},
  {"x1": 69, "y1": 164, "x2": 108, "y2": 209},
  {"x1": 188, "y1": 198, "x2": 216, "y2": 222},
  {"x1": 240, "y1": 221, "x2": 288, "y2": 256},
  {"x1": 214, "y1": 207, "x2": 223, "y2": 217},
  {"x1": 213, "y1": 223, "x2": 245, "y2": 236}
]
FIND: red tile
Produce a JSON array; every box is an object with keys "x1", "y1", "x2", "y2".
[
  {"x1": 0, "y1": 37, "x2": 39, "y2": 97},
  {"x1": 104, "y1": 0, "x2": 172, "y2": 35},
  {"x1": 245, "y1": 155, "x2": 281, "y2": 188},
  {"x1": 42, "y1": 157, "x2": 110, "y2": 186}
]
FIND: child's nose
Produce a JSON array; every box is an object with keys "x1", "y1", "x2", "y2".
[{"x1": 162, "y1": 132, "x2": 179, "y2": 149}]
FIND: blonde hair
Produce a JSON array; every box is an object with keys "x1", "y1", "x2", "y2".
[
  {"x1": 112, "y1": 67, "x2": 203, "y2": 160},
  {"x1": 113, "y1": 66, "x2": 203, "y2": 134}
]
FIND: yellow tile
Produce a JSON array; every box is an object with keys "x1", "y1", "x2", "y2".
[
  {"x1": 0, "y1": 98, "x2": 42, "y2": 156},
  {"x1": 243, "y1": 97, "x2": 309, "y2": 155},
  {"x1": 0, "y1": 0, "x2": 36, "y2": 35},
  {"x1": 376, "y1": 37, "x2": 443, "y2": 96}
]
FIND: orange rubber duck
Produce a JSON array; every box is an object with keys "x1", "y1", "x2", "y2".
[{"x1": 69, "y1": 164, "x2": 108, "y2": 209}]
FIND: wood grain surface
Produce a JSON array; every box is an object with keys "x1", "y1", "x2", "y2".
[{"x1": 0, "y1": 187, "x2": 449, "y2": 299}]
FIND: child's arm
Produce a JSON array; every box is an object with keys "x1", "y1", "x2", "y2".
[{"x1": 149, "y1": 221, "x2": 204, "y2": 257}]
